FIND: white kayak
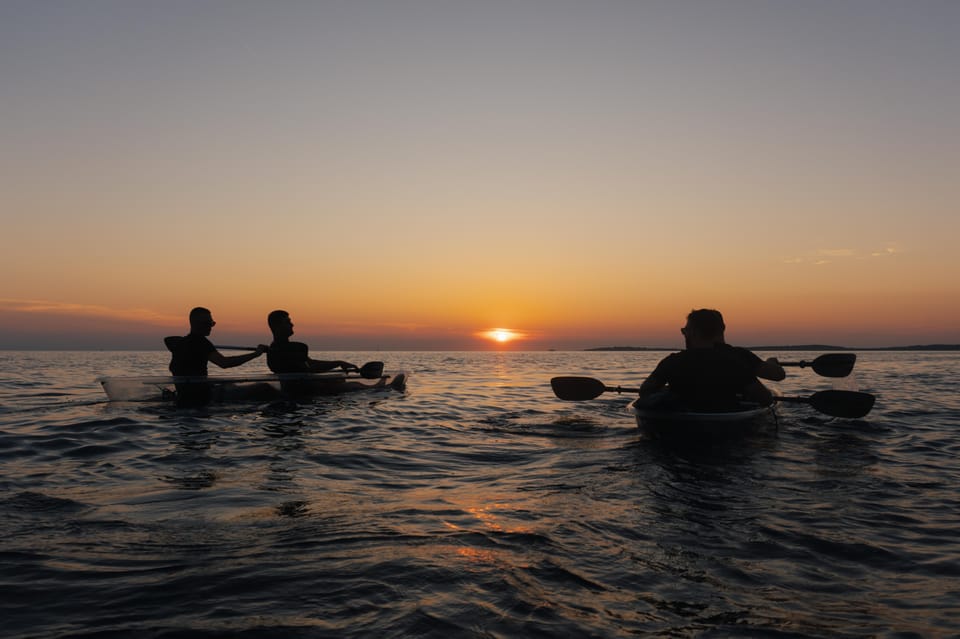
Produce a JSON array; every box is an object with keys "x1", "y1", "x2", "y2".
[
  {"x1": 99, "y1": 371, "x2": 407, "y2": 403},
  {"x1": 628, "y1": 398, "x2": 775, "y2": 442}
]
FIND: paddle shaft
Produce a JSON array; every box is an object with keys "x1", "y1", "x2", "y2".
[
  {"x1": 603, "y1": 384, "x2": 641, "y2": 395},
  {"x1": 166, "y1": 337, "x2": 382, "y2": 379},
  {"x1": 550, "y1": 376, "x2": 874, "y2": 418}
]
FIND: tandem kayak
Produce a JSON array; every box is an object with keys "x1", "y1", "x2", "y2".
[
  {"x1": 99, "y1": 371, "x2": 407, "y2": 403},
  {"x1": 628, "y1": 397, "x2": 775, "y2": 442}
]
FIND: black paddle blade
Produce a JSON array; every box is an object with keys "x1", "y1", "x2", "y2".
[
  {"x1": 810, "y1": 353, "x2": 856, "y2": 378},
  {"x1": 551, "y1": 376, "x2": 606, "y2": 401},
  {"x1": 164, "y1": 336, "x2": 182, "y2": 351},
  {"x1": 359, "y1": 361, "x2": 385, "y2": 379},
  {"x1": 808, "y1": 390, "x2": 875, "y2": 418},
  {"x1": 782, "y1": 353, "x2": 857, "y2": 377}
]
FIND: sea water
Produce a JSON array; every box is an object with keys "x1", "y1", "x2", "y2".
[{"x1": 1, "y1": 350, "x2": 958, "y2": 638}]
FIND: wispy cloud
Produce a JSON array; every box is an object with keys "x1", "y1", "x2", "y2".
[
  {"x1": 0, "y1": 298, "x2": 179, "y2": 325},
  {"x1": 817, "y1": 248, "x2": 857, "y2": 258},
  {"x1": 784, "y1": 244, "x2": 903, "y2": 265}
]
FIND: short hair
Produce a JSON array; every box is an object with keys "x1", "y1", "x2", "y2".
[
  {"x1": 267, "y1": 309, "x2": 289, "y2": 332},
  {"x1": 188, "y1": 307, "x2": 212, "y2": 325},
  {"x1": 686, "y1": 308, "x2": 725, "y2": 338}
]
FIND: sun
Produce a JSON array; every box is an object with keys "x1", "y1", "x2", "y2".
[{"x1": 479, "y1": 328, "x2": 522, "y2": 344}]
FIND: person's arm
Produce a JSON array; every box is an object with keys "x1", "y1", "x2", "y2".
[
  {"x1": 639, "y1": 356, "x2": 674, "y2": 398},
  {"x1": 209, "y1": 345, "x2": 269, "y2": 369},
  {"x1": 756, "y1": 357, "x2": 785, "y2": 381},
  {"x1": 639, "y1": 374, "x2": 665, "y2": 398},
  {"x1": 743, "y1": 378, "x2": 774, "y2": 406},
  {"x1": 307, "y1": 358, "x2": 358, "y2": 373},
  {"x1": 639, "y1": 369, "x2": 667, "y2": 398}
]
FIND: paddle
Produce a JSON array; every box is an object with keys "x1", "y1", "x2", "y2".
[
  {"x1": 773, "y1": 390, "x2": 875, "y2": 419},
  {"x1": 550, "y1": 376, "x2": 875, "y2": 418},
  {"x1": 165, "y1": 336, "x2": 263, "y2": 354},
  {"x1": 551, "y1": 376, "x2": 638, "y2": 400},
  {"x1": 214, "y1": 344, "x2": 261, "y2": 352},
  {"x1": 780, "y1": 353, "x2": 856, "y2": 378},
  {"x1": 356, "y1": 361, "x2": 385, "y2": 379},
  {"x1": 164, "y1": 336, "x2": 384, "y2": 379}
]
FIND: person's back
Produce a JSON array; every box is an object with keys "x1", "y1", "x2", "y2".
[
  {"x1": 647, "y1": 344, "x2": 760, "y2": 411},
  {"x1": 168, "y1": 310, "x2": 218, "y2": 407},
  {"x1": 266, "y1": 310, "x2": 357, "y2": 375},
  {"x1": 266, "y1": 341, "x2": 311, "y2": 374},
  {"x1": 169, "y1": 333, "x2": 215, "y2": 377},
  {"x1": 640, "y1": 309, "x2": 775, "y2": 409},
  {"x1": 266, "y1": 310, "x2": 361, "y2": 397},
  {"x1": 167, "y1": 307, "x2": 267, "y2": 407}
]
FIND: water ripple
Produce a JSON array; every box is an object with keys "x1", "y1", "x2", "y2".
[{"x1": 0, "y1": 350, "x2": 958, "y2": 637}]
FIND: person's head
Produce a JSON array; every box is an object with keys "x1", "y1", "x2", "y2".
[
  {"x1": 268, "y1": 309, "x2": 294, "y2": 340},
  {"x1": 682, "y1": 308, "x2": 726, "y2": 347},
  {"x1": 188, "y1": 307, "x2": 215, "y2": 336}
]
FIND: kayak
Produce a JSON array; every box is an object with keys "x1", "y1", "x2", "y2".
[
  {"x1": 628, "y1": 397, "x2": 775, "y2": 442},
  {"x1": 99, "y1": 371, "x2": 407, "y2": 403}
]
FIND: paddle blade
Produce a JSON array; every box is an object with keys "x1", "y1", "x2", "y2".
[
  {"x1": 551, "y1": 376, "x2": 606, "y2": 401},
  {"x1": 810, "y1": 353, "x2": 856, "y2": 378},
  {"x1": 214, "y1": 344, "x2": 260, "y2": 352},
  {"x1": 782, "y1": 353, "x2": 857, "y2": 377},
  {"x1": 808, "y1": 390, "x2": 875, "y2": 418},
  {"x1": 359, "y1": 361, "x2": 385, "y2": 379}
]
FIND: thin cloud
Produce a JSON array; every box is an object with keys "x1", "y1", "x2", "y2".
[
  {"x1": 0, "y1": 298, "x2": 178, "y2": 325},
  {"x1": 817, "y1": 248, "x2": 857, "y2": 258},
  {"x1": 784, "y1": 244, "x2": 903, "y2": 265},
  {"x1": 871, "y1": 246, "x2": 902, "y2": 257}
]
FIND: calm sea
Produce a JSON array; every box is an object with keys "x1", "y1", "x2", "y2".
[{"x1": 1, "y1": 350, "x2": 958, "y2": 638}]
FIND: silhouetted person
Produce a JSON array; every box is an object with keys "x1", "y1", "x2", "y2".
[
  {"x1": 266, "y1": 310, "x2": 358, "y2": 374},
  {"x1": 639, "y1": 309, "x2": 785, "y2": 410},
  {"x1": 167, "y1": 307, "x2": 268, "y2": 406}
]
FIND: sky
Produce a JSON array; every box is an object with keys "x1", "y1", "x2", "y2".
[{"x1": 2, "y1": 0, "x2": 958, "y2": 350}]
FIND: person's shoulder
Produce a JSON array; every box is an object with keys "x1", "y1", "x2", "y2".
[
  {"x1": 182, "y1": 334, "x2": 214, "y2": 349},
  {"x1": 726, "y1": 344, "x2": 762, "y2": 361},
  {"x1": 654, "y1": 350, "x2": 685, "y2": 369},
  {"x1": 283, "y1": 341, "x2": 310, "y2": 356},
  {"x1": 272, "y1": 341, "x2": 308, "y2": 350},
  {"x1": 270, "y1": 341, "x2": 305, "y2": 353}
]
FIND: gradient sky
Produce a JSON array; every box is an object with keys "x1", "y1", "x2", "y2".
[{"x1": 2, "y1": 1, "x2": 958, "y2": 350}]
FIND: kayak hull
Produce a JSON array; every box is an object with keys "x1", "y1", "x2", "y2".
[
  {"x1": 99, "y1": 371, "x2": 407, "y2": 403},
  {"x1": 628, "y1": 398, "x2": 775, "y2": 442}
]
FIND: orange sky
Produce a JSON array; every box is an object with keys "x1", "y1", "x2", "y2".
[{"x1": 2, "y1": 3, "x2": 958, "y2": 350}]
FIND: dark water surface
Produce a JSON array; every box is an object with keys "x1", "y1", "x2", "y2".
[{"x1": 1, "y1": 351, "x2": 958, "y2": 638}]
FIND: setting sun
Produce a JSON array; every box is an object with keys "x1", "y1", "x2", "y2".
[{"x1": 480, "y1": 328, "x2": 522, "y2": 344}]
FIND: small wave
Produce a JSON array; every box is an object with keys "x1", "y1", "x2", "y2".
[{"x1": 2, "y1": 490, "x2": 89, "y2": 514}]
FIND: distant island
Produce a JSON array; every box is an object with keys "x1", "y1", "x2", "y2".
[{"x1": 587, "y1": 344, "x2": 960, "y2": 352}]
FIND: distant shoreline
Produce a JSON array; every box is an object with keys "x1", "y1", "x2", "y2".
[{"x1": 586, "y1": 344, "x2": 960, "y2": 352}]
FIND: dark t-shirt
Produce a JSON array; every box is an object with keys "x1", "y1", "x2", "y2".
[
  {"x1": 168, "y1": 334, "x2": 216, "y2": 406},
  {"x1": 649, "y1": 344, "x2": 763, "y2": 411},
  {"x1": 169, "y1": 334, "x2": 215, "y2": 376},
  {"x1": 267, "y1": 341, "x2": 311, "y2": 373}
]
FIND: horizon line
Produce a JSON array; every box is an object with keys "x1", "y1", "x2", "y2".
[{"x1": 2, "y1": 343, "x2": 959, "y2": 352}]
